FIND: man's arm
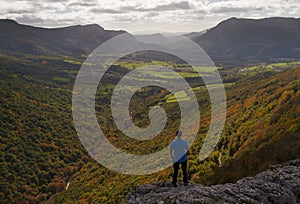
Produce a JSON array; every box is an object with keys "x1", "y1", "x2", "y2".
[
  {"x1": 170, "y1": 148, "x2": 174, "y2": 160},
  {"x1": 185, "y1": 141, "x2": 190, "y2": 156},
  {"x1": 186, "y1": 149, "x2": 190, "y2": 156}
]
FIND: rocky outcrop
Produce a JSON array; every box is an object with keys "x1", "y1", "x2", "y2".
[{"x1": 125, "y1": 160, "x2": 300, "y2": 204}]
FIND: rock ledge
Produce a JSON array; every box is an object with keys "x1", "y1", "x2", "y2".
[{"x1": 125, "y1": 160, "x2": 300, "y2": 204}]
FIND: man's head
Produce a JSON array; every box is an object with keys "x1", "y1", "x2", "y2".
[{"x1": 176, "y1": 130, "x2": 182, "y2": 138}]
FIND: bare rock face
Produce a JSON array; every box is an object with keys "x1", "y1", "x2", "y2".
[{"x1": 125, "y1": 160, "x2": 300, "y2": 204}]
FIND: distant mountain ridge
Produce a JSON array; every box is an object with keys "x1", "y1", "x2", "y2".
[
  {"x1": 0, "y1": 19, "x2": 125, "y2": 56},
  {"x1": 192, "y1": 17, "x2": 300, "y2": 62},
  {"x1": 1, "y1": 17, "x2": 300, "y2": 63}
]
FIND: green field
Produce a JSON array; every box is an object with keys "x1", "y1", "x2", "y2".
[{"x1": 53, "y1": 76, "x2": 71, "y2": 82}]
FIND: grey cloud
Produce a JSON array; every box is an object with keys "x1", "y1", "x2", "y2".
[
  {"x1": 211, "y1": 6, "x2": 263, "y2": 13},
  {"x1": 130, "y1": 1, "x2": 193, "y2": 12},
  {"x1": 145, "y1": 12, "x2": 160, "y2": 18},
  {"x1": 11, "y1": 0, "x2": 65, "y2": 1},
  {"x1": 6, "y1": 8, "x2": 37, "y2": 14},
  {"x1": 2, "y1": 0, "x2": 35, "y2": 1},
  {"x1": 69, "y1": 2, "x2": 97, "y2": 7},
  {"x1": 31, "y1": 2, "x2": 61, "y2": 10},
  {"x1": 90, "y1": 8, "x2": 127, "y2": 14},
  {"x1": 16, "y1": 15, "x2": 44, "y2": 24},
  {"x1": 148, "y1": 1, "x2": 192, "y2": 11},
  {"x1": 90, "y1": 1, "x2": 193, "y2": 14},
  {"x1": 115, "y1": 16, "x2": 136, "y2": 22},
  {"x1": 43, "y1": 0, "x2": 69, "y2": 2},
  {"x1": 191, "y1": 9, "x2": 208, "y2": 15}
]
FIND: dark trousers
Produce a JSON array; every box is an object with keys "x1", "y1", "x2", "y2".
[{"x1": 172, "y1": 160, "x2": 188, "y2": 184}]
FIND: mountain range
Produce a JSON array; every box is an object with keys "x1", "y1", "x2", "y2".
[
  {"x1": 0, "y1": 19, "x2": 125, "y2": 56},
  {"x1": 1, "y1": 17, "x2": 300, "y2": 64},
  {"x1": 193, "y1": 17, "x2": 300, "y2": 62}
]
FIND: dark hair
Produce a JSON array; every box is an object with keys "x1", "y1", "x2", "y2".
[{"x1": 176, "y1": 130, "x2": 182, "y2": 137}]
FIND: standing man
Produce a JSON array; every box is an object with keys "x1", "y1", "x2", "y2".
[{"x1": 170, "y1": 130, "x2": 189, "y2": 187}]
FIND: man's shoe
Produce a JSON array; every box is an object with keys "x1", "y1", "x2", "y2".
[
  {"x1": 172, "y1": 183, "x2": 178, "y2": 187},
  {"x1": 184, "y1": 182, "x2": 188, "y2": 186}
]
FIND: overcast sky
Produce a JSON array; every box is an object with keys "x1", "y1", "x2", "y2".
[{"x1": 0, "y1": 0, "x2": 299, "y2": 33}]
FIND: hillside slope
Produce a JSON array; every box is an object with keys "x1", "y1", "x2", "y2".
[
  {"x1": 0, "y1": 19, "x2": 125, "y2": 56},
  {"x1": 206, "y1": 67, "x2": 300, "y2": 184},
  {"x1": 50, "y1": 68, "x2": 300, "y2": 203},
  {"x1": 193, "y1": 17, "x2": 300, "y2": 62}
]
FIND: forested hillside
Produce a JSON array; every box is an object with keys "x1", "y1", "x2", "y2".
[
  {"x1": 202, "y1": 67, "x2": 300, "y2": 185},
  {"x1": 1, "y1": 50, "x2": 299, "y2": 203}
]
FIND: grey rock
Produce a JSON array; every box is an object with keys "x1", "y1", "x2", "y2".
[{"x1": 125, "y1": 160, "x2": 300, "y2": 204}]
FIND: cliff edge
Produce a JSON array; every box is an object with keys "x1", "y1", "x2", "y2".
[{"x1": 125, "y1": 160, "x2": 300, "y2": 204}]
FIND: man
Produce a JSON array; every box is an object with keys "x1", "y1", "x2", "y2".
[{"x1": 170, "y1": 130, "x2": 189, "y2": 187}]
